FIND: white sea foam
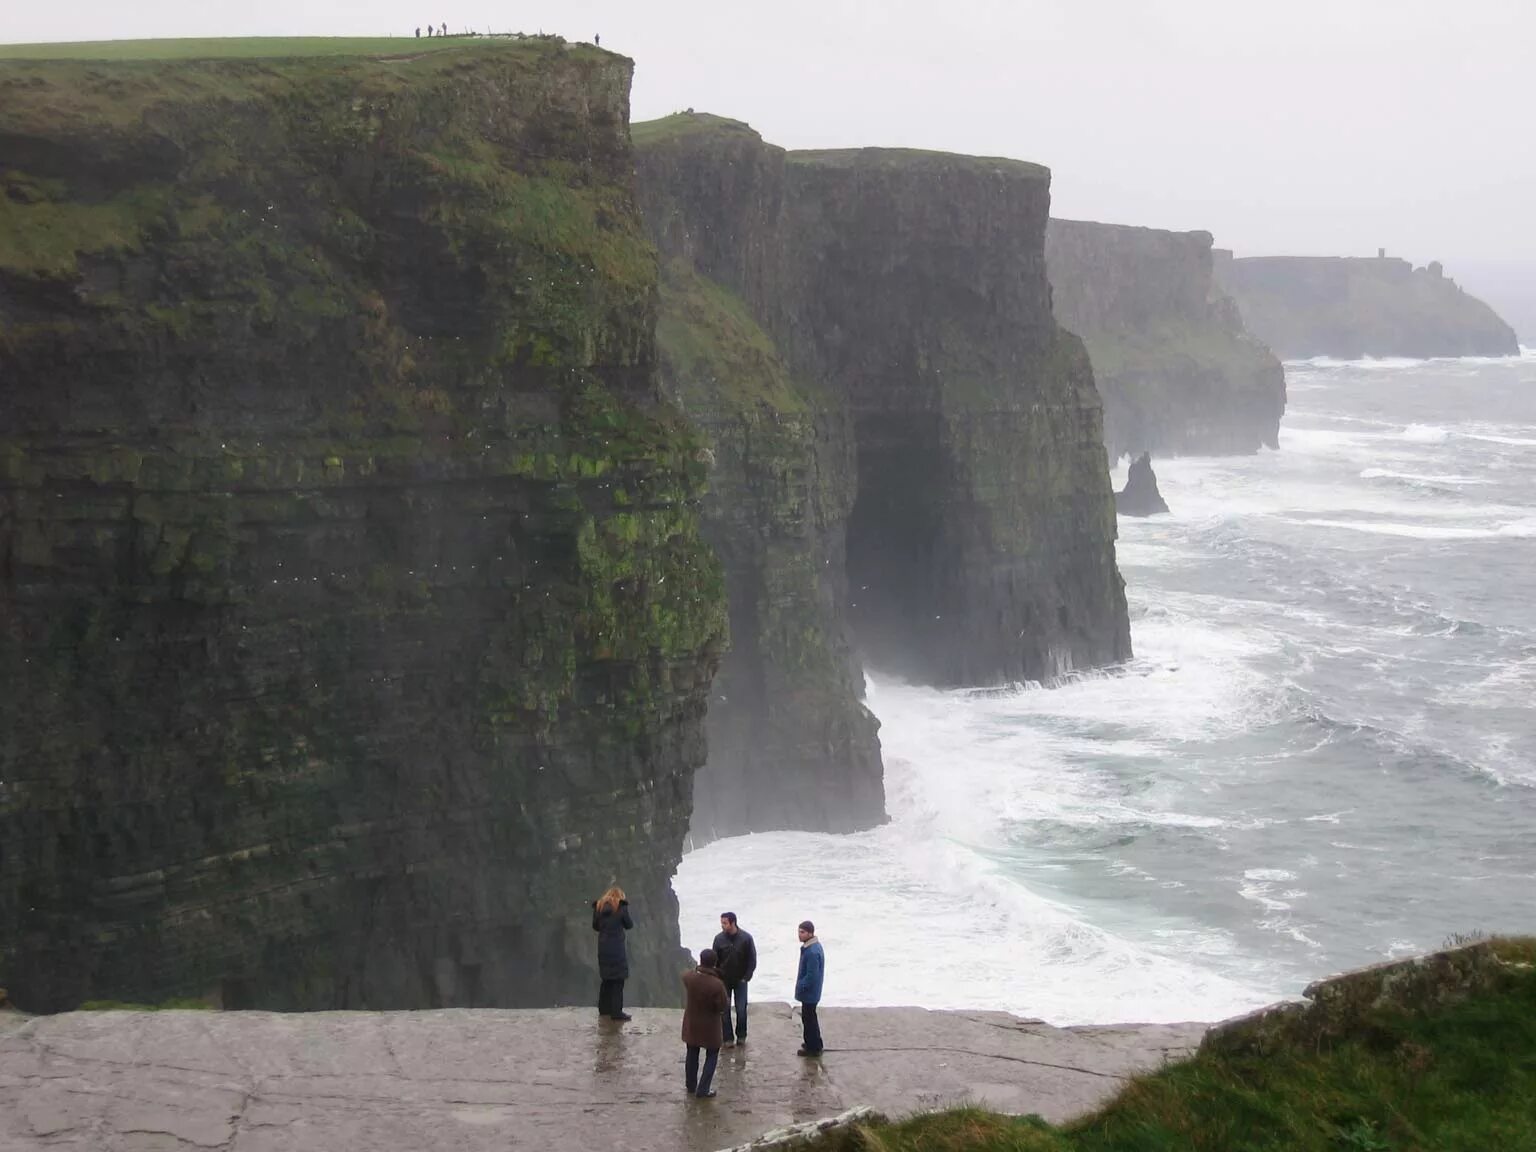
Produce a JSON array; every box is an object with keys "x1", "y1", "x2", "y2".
[
  {"x1": 678, "y1": 353, "x2": 1536, "y2": 1026},
  {"x1": 1292, "y1": 518, "x2": 1529, "y2": 540},
  {"x1": 1359, "y1": 468, "x2": 1487, "y2": 485},
  {"x1": 1400, "y1": 423, "x2": 1451, "y2": 444}
]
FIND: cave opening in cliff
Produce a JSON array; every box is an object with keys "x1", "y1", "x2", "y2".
[{"x1": 844, "y1": 413, "x2": 953, "y2": 682}]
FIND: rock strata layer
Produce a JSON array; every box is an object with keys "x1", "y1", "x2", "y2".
[
  {"x1": 0, "y1": 43, "x2": 724, "y2": 1012},
  {"x1": 635, "y1": 115, "x2": 1132, "y2": 837},
  {"x1": 0, "y1": 1005, "x2": 1206, "y2": 1150},
  {"x1": 1047, "y1": 220, "x2": 1285, "y2": 459},
  {"x1": 1214, "y1": 253, "x2": 1520, "y2": 359}
]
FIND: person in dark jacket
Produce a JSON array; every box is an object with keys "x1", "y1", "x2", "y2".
[
  {"x1": 794, "y1": 920, "x2": 825, "y2": 1056},
  {"x1": 711, "y1": 912, "x2": 757, "y2": 1046},
  {"x1": 681, "y1": 949, "x2": 728, "y2": 1097},
  {"x1": 591, "y1": 887, "x2": 633, "y2": 1021}
]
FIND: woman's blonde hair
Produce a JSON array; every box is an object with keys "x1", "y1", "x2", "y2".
[{"x1": 596, "y1": 886, "x2": 626, "y2": 914}]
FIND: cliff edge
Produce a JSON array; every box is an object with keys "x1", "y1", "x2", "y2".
[
  {"x1": 1215, "y1": 253, "x2": 1520, "y2": 359},
  {"x1": 0, "y1": 41, "x2": 725, "y2": 1012},
  {"x1": 635, "y1": 115, "x2": 1131, "y2": 839},
  {"x1": 1047, "y1": 220, "x2": 1285, "y2": 458}
]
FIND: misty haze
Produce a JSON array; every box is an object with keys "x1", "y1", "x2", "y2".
[{"x1": 1, "y1": 4, "x2": 1533, "y2": 1149}]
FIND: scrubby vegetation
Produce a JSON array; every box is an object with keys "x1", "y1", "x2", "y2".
[{"x1": 816, "y1": 938, "x2": 1536, "y2": 1152}]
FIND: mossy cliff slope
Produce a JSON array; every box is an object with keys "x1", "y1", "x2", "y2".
[
  {"x1": 0, "y1": 41, "x2": 725, "y2": 1012},
  {"x1": 1046, "y1": 220, "x2": 1285, "y2": 459},
  {"x1": 1215, "y1": 253, "x2": 1520, "y2": 359},
  {"x1": 636, "y1": 117, "x2": 883, "y2": 840},
  {"x1": 639, "y1": 117, "x2": 1129, "y2": 750}
]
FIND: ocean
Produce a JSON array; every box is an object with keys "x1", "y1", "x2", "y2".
[{"x1": 675, "y1": 350, "x2": 1536, "y2": 1025}]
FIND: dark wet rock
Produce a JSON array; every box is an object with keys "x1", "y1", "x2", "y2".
[
  {"x1": 635, "y1": 116, "x2": 1131, "y2": 839},
  {"x1": 1115, "y1": 454, "x2": 1170, "y2": 517},
  {"x1": 0, "y1": 1004, "x2": 1205, "y2": 1150},
  {"x1": 0, "y1": 44, "x2": 724, "y2": 1013},
  {"x1": 1047, "y1": 220, "x2": 1286, "y2": 459},
  {"x1": 1214, "y1": 254, "x2": 1520, "y2": 359}
]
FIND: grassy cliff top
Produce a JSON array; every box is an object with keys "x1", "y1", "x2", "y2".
[
  {"x1": 789, "y1": 146, "x2": 1049, "y2": 181},
  {"x1": 814, "y1": 936, "x2": 1536, "y2": 1152},
  {"x1": 0, "y1": 35, "x2": 601, "y2": 61},
  {"x1": 0, "y1": 35, "x2": 618, "y2": 137},
  {"x1": 630, "y1": 111, "x2": 760, "y2": 147}
]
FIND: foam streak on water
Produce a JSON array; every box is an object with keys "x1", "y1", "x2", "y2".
[{"x1": 676, "y1": 352, "x2": 1536, "y2": 1025}]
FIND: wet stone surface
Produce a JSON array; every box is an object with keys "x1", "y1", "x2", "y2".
[{"x1": 0, "y1": 1004, "x2": 1204, "y2": 1150}]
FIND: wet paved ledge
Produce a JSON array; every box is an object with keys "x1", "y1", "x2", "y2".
[{"x1": 0, "y1": 1003, "x2": 1205, "y2": 1150}]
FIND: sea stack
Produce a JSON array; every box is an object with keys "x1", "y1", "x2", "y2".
[{"x1": 1115, "y1": 454, "x2": 1171, "y2": 516}]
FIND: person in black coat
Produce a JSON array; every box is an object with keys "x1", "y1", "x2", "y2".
[
  {"x1": 592, "y1": 886, "x2": 633, "y2": 1021},
  {"x1": 711, "y1": 911, "x2": 757, "y2": 1045}
]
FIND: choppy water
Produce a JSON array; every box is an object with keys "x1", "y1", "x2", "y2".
[{"x1": 676, "y1": 350, "x2": 1536, "y2": 1025}]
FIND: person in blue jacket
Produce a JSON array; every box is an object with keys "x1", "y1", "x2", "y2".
[{"x1": 794, "y1": 919, "x2": 824, "y2": 1056}]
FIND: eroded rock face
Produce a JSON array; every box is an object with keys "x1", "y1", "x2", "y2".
[
  {"x1": 1115, "y1": 454, "x2": 1170, "y2": 517},
  {"x1": 1214, "y1": 254, "x2": 1520, "y2": 359},
  {"x1": 1046, "y1": 220, "x2": 1286, "y2": 459},
  {"x1": 636, "y1": 118, "x2": 884, "y2": 840},
  {"x1": 788, "y1": 154, "x2": 1130, "y2": 688},
  {"x1": 0, "y1": 44, "x2": 725, "y2": 1012},
  {"x1": 635, "y1": 116, "x2": 1131, "y2": 838}
]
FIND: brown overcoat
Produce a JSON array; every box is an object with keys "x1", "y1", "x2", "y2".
[{"x1": 681, "y1": 965, "x2": 727, "y2": 1048}]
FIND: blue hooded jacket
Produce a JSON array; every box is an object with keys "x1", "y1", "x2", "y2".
[{"x1": 795, "y1": 938, "x2": 824, "y2": 1005}]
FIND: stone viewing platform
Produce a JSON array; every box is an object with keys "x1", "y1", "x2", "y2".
[{"x1": 0, "y1": 1002, "x2": 1203, "y2": 1150}]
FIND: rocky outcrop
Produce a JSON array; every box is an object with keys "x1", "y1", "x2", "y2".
[
  {"x1": 0, "y1": 43, "x2": 725, "y2": 1013},
  {"x1": 0, "y1": 1005, "x2": 1206, "y2": 1149},
  {"x1": 635, "y1": 115, "x2": 1131, "y2": 836},
  {"x1": 1214, "y1": 254, "x2": 1521, "y2": 359},
  {"x1": 1115, "y1": 454, "x2": 1170, "y2": 517},
  {"x1": 1046, "y1": 220, "x2": 1285, "y2": 459}
]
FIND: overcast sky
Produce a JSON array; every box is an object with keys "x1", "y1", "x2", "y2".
[{"x1": 7, "y1": 1, "x2": 1535, "y2": 271}]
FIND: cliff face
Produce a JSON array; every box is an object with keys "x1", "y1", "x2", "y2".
[
  {"x1": 1046, "y1": 220, "x2": 1285, "y2": 459},
  {"x1": 784, "y1": 153, "x2": 1129, "y2": 686},
  {"x1": 1215, "y1": 254, "x2": 1520, "y2": 359},
  {"x1": 636, "y1": 118, "x2": 884, "y2": 840},
  {"x1": 0, "y1": 43, "x2": 726, "y2": 1013},
  {"x1": 634, "y1": 115, "x2": 1129, "y2": 840}
]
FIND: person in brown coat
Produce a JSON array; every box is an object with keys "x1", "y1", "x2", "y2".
[{"x1": 681, "y1": 948, "x2": 728, "y2": 1098}]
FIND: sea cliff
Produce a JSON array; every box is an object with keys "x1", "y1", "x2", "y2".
[
  {"x1": 1046, "y1": 220, "x2": 1285, "y2": 458},
  {"x1": 1214, "y1": 253, "x2": 1520, "y2": 359},
  {"x1": 636, "y1": 115, "x2": 1130, "y2": 839},
  {"x1": 0, "y1": 41, "x2": 725, "y2": 1012}
]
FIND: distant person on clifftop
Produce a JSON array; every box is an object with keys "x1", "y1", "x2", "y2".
[
  {"x1": 712, "y1": 912, "x2": 757, "y2": 1047},
  {"x1": 794, "y1": 920, "x2": 825, "y2": 1057},
  {"x1": 681, "y1": 948, "x2": 728, "y2": 1098},
  {"x1": 592, "y1": 887, "x2": 633, "y2": 1021}
]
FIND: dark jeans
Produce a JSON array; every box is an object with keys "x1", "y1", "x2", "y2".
[
  {"x1": 721, "y1": 981, "x2": 749, "y2": 1042},
  {"x1": 800, "y1": 1002, "x2": 823, "y2": 1054},
  {"x1": 685, "y1": 1045, "x2": 720, "y2": 1095},
  {"x1": 597, "y1": 978, "x2": 625, "y2": 1017}
]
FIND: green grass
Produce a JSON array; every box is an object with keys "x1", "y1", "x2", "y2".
[
  {"x1": 815, "y1": 938, "x2": 1536, "y2": 1152},
  {"x1": 0, "y1": 36, "x2": 571, "y2": 61},
  {"x1": 656, "y1": 257, "x2": 817, "y2": 416},
  {"x1": 630, "y1": 111, "x2": 760, "y2": 146},
  {"x1": 787, "y1": 147, "x2": 1048, "y2": 180}
]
